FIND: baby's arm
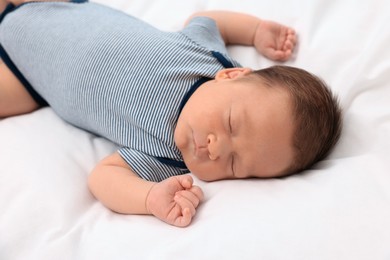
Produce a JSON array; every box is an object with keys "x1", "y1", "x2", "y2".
[
  {"x1": 88, "y1": 152, "x2": 203, "y2": 227},
  {"x1": 187, "y1": 11, "x2": 296, "y2": 61}
]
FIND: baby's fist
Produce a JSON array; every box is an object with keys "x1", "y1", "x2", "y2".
[{"x1": 146, "y1": 175, "x2": 203, "y2": 227}]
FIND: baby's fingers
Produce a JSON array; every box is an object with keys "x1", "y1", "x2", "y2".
[
  {"x1": 177, "y1": 185, "x2": 203, "y2": 203},
  {"x1": 174, "y1": 208, "x2": 192, "y2": 227},
  {"x1": 287, "y1": 28, "x2": 297, "y2": 45},
  {"x1": 175, "y1": 174, "x2": 194, "y2": 189},
  {"x1": 175, "y1": 190, "x2": 201, "y2": 209},
  {"x1": 190, "y1": 185, "x2": 204, "y2": 201},
  {"x1": 174, "y1": 193, "x2": 196, "y2": 217},
  {"x1": 269, "y1": 47, "x2": 293, "y2": 61}
]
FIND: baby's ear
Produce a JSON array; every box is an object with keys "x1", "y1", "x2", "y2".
[{"x1": 215, "y1": 68, "x2": 252, "y2": 80}]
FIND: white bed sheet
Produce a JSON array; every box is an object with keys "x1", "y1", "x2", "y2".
[{"x1": 1, "y1": 0, "x2": 390, "y2": 259}]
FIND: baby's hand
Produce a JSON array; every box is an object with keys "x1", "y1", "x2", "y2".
[
  {"x1": 146, "y1": 175, "x2": 204, "y2": 227},
  {"x1": 253, "y1": 20, "x2": 297, "y2": 61}
]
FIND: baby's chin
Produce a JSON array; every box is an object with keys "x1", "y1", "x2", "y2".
[
  {"x1": 187, "y1": 168, "x2": 224, "y2": 182},
  {"x1": 193, "y1": 174, "x2": 217, "y2": 182}
]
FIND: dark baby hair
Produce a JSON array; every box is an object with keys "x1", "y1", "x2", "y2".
[{"x1": 250, "y1": 65, "x2": 342, "y2": 175}]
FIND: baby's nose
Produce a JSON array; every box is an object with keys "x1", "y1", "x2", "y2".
[{"x1": 207, "y1": 133, "x2": 228, "y2": 161}]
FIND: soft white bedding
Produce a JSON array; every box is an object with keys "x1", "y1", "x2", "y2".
[{"x1": 1, "y1": 0, "x2": 390, "y2": 259}]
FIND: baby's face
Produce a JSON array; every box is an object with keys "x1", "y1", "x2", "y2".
[{"x1": 174, "y1": 68, "x2": 295, "y2": 181}]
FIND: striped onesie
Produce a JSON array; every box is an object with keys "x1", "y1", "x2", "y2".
[{"x1": 0, "y1": 0, "x2": 241, "y2": 182}]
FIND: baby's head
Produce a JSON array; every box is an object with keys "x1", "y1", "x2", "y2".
[
  {"x1": 174, "y1": 65, "x2": 342, "y2": 181},
  {"x1": 249, "y1": 66, "x2": 342, "y2": 175}
]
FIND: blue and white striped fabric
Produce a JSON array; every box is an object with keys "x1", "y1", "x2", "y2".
[{"x1": 0, "y1": 1, "x2": 241, "y2": 181}]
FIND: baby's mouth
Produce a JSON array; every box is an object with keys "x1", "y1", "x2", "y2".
[{"x1": 192, "y1": 135, "x2": 209, "y2": 160}]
